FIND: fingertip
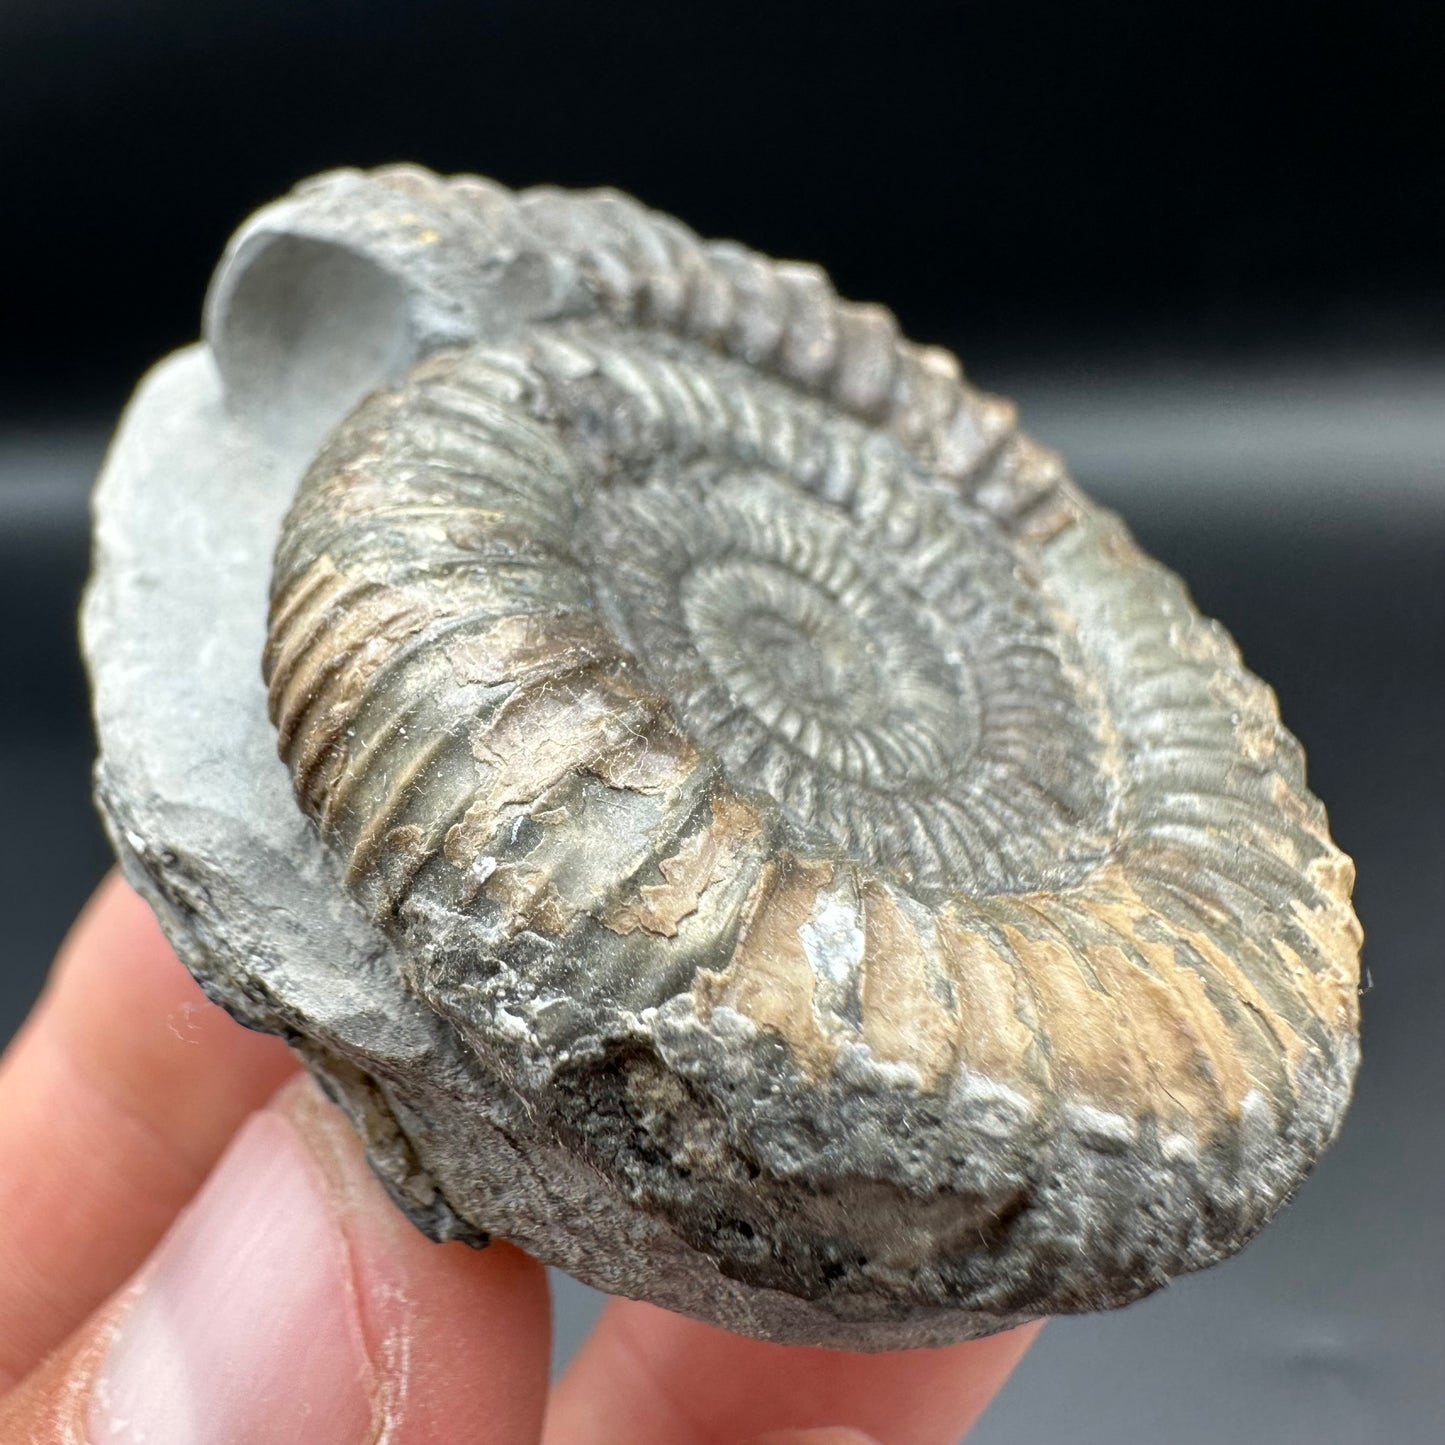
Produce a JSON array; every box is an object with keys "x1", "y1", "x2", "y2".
[
  {"x1": 548, "y1": 1297, "x2": 1041, "y2": 1445},
  {"x1": 31, "y1": 871, "x2": 299, "y2": 1163},
  {"x1": 47, "y1": 870, "x2": 169, "y2": 999},
  {"x1": 0, "y1": 871, "x2": 299, "y2": 1383},
  {"x1": 0, "y1": 1295, "x2": 125, "y2": 1444},
  {"x1": 275, "y1": 1076, "x2": 553, "y2": 1444},
  {"x1": 88, "y1": 1109, "x2": 379, "y2": 1445},
  {"x1": 2, "y1": 1076, "x2": 553, "y2": 1445},
  {"x1": 743, "y1": 1431, "x2": 883, "y2": 1445},
  {"x1": 1, "y1": 871, "x2": 146, "y2": 1064}
]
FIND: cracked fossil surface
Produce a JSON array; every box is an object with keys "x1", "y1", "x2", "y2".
[{"x1": 83, "y1": 166, "x2": 1362, "y2": 1349}]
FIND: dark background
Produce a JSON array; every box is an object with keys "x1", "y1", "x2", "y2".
[{"x1": 2, "y1": 3, "x2": 1441, "y2": 1441}]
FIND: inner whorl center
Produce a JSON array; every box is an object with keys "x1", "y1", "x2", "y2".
[
  {"x1": 564, "y1": 362, "x2": 1114, "y2": 899},
  {"x1": 679, "y1": 556, "x2": 970, "y2": 789}
]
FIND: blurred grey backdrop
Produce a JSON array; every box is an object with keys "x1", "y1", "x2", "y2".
[{"x1": 2, "y1": 2, "x2": 1442, "y2": 1441}]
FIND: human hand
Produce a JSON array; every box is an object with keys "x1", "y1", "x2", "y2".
[{"x1": 0, "y1": 873, "x2": 1037, "y2": 1444}]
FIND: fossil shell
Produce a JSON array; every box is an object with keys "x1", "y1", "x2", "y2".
[{"x1": 96, "y1": 166, "x2": 1361, "y2": 1348}]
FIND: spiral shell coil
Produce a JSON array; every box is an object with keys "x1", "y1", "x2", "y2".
[{"x1": 251, "y1": 167, "x2": 1360, "y2": 1330}]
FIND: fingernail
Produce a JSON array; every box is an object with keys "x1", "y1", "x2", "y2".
[
  {"x1": 743, "y1": 1431, "x2": 885, "y2": 1445},
  {"x1": 89, "y1": 1111, "x2": 378, "y2": 1445}
]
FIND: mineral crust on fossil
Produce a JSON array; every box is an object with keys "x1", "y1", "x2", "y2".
[{"x1": 83, "y1": 166, "x2": 1363, "y2": 1349}]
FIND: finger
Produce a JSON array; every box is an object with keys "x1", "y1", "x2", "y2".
[
  {"x1": 745, "y1": 1432, "x2": 884, "y2": 1445},
  {"x1": 544, "y1": 1298, "x2": 1039, "y2": 1445},
  {"x1": 0, "y1": 1076, "x2": 553, "y2": 1445},
  {"x1": 0, "y1": 872, "x2": 299, "y2": 1387}
]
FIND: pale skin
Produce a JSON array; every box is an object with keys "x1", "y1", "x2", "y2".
[{"x1": 0, "y1": 873, "x2": 1038, "y2": 1444}]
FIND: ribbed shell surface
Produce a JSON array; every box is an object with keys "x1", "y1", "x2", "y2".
[{"x1": 258, "y1": 167, "x2": 1361, "y2": 1328}]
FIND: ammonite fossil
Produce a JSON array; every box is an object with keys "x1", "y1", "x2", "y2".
[{"x1": 83, "y1": 166, "x2": 1362, "y2": 1350}]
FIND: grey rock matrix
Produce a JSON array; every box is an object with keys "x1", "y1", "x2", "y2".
[{"x1": 84, "y1": 166, "x2": 1361, "y2": 1349}]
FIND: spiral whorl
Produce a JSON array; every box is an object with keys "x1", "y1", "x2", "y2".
[{"x1": 257, "y1": 169, "x2": 1360, "y2": 1329}]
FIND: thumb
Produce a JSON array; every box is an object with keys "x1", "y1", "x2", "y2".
[{"x1": 0, "y1": 1076, "x2": 551, "y2": 1445}]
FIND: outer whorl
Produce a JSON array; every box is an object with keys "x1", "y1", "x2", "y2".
[{"x1": 244, "y1": 168, "x2": 1361, "y2": 1338}]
